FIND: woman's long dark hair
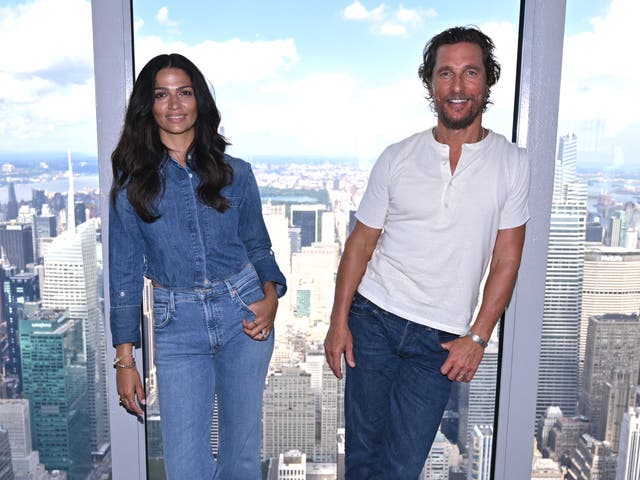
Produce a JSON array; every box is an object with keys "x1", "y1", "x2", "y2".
[{"x1": 110, "y1": 53, "x2": 232, "y2": 222}]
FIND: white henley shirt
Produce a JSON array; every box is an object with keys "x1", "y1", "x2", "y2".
[{"x1": 356, "y1": 128, "x2": 530, "y2": 335}]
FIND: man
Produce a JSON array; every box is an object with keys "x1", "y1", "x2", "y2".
[{"x1": 324, "y1": 26, "x2": 530, "y2": 479}]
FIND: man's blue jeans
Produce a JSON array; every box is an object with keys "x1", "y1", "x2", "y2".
[
  {"x1": 345, "y1": 292, "x2": 456, "y2": 480},
  {"x1": 153, "y1": 263, "x2": 273, "y2": 480}
]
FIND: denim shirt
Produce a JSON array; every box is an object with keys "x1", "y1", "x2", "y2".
[{"x1": 109, "y1": 154, "x2": 287, "y2": 346}]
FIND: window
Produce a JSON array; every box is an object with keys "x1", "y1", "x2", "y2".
[
  {"x1": 94, "y1": 1, "x2": 568, "y2": 479},
  {"x1": 0, "y1": 1, "x2": 109, "y2": 479}
]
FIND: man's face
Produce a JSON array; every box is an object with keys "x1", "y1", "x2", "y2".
[{"x1": 430, "y1": 42, "x2": 488, "y2": 130}]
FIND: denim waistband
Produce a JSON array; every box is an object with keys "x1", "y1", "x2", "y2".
[{"x1": 151, "y1": 262, "x2": 257, "y2": 300}]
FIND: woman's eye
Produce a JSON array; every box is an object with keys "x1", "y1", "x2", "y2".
[{"x1": 154, "y1": 91, "x2": 167, "y2": 99}]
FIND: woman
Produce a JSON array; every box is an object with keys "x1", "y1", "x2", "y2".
[{"x1": 109, "y1": 53, "x2": 286, "y2": 480}]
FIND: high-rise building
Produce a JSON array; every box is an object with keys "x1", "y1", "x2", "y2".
[
  {"x1": 32, "y1": 215, "x2": 57, "y2": 262},
  {"x1": 566, "y1": 434, "x2": 617, "y2": 480},
  {"x1": 290, "y1": 243, "x2": 339, "y2": 326},
  {"x1": 41, "y1": 220, "x2": 110, "y2": 460},
  {"x1": 291, "y1": 205, "x2": 326, "y2": 248},
  {"x1": 579, "y1": 313, "x2": 640, "y2": 447},
  {"x1": 6, "y1": 184, "x2": 18, "y2": 222},
  {"x1": 537, "y1": 133, "x2": 587, "y2": 420},
  {"x1": 1, "y1": 271, "x2": 39, "y2": 392},
  {"x1": 600, "y1": 368, "x2": 636, "y2": 452},
  {"x1": 31, "y1": 189, "x2": 46, "y2": 215},
  {"x1": 0, "y1": 224, "x2": 34, "y2": 270},
  {"x1": 19, "y1": 309, "x2": 90, "y2": 478},
  {"x1": 606, "y1": 211, "x2": 627, "y2": 247},
  {"x1": 468, "y1": 425, "x2": 492, "y2": 480},
  {"x1": 0, "y1": 426, "x2": 13, "y2": 480},
  {"x1": 262, "y1": 365, "x2": 316, "y2": 461},
  {"x1": 0, "y1": 399, "x2": 48, "y2": 478},
  {"x1": 616, "y1": 407, "x2": 640, "y2": 480},
  {"x1": 580, "y1": 247, "x2": 640, "y2": 382},
  {"x1": 318, "y1": 360, "x2": 344, "y2": 462},
  {"x1": 545, "y1": 414, "x2": 590, "y2": 462},
  {"x1": 536, "y1": 406, "x2": 564, "y2": 456}
]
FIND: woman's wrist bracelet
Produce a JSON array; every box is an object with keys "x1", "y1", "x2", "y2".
[
  {"x1": 113, "y1": 360, "x2": 136, "y2": 369},
  {"x1": 113, "y1": 353, "x2": 135, "y2": 369}
]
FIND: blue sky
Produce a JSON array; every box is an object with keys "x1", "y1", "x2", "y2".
[{"x1": 0, "y1": 0, "x2": 637, "y2": 167}]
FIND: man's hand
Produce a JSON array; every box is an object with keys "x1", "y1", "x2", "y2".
[
  {"x1": 324, "y1": 322, "x2": 356, "y2": 379},
  {"x1": 440, "y1": 336, "x2": 485, "y2": 382}
]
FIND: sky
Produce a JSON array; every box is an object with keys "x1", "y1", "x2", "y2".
[{"x1": 0, "y1": 0, "x2": 637, "y2": 167}]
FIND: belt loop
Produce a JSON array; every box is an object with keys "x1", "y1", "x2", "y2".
[{"x1": 169, "y1": 290, "x2": 175, "y2": 312}]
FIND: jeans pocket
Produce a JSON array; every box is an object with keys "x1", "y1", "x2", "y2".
[
  {"x1": 153, "y1": 301, "x2": 173, "y2": 329},
  {"x1": 231, "y1": 275, "x2": 263, "y2": 316}
]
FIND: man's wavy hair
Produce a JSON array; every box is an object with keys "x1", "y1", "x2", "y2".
[
  {"x1": 110, "y1": 53, "x2": 232, "y2": 222},
  {"x1": 418, "y1": 26, "x2": 501, "y2": 112}
]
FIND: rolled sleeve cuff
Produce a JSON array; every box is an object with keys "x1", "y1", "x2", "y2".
[
  {"x1": 252, "y1": 253, "x2": 287, "y2": 298},
  {"x1": 110, "y1": 305, "x2": 142, "y2": 347}
]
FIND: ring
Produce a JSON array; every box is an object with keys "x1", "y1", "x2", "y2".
[
  {"x1": 253, "y1": 320, "x2": 258, "y2": 327},
  {"x1": 457, "y1": 374, "x2": 465, "y2": 382},
  {"x1": 261, "y1": 329, "x2": 269, "y2": 339}
]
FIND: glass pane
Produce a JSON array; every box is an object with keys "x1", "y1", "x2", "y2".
[
  {"x1": 0, "y1": 1, "x2": 110, "y2": 479},
  {"x1": 129, "y1": 1, "x2": 520, "y2": 478},
  {"x1": 532, "y1": 0, "x2": 640, "y2": 478}
]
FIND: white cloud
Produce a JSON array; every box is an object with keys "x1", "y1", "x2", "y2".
[
  {"x1": 343, "y1": 1, "x2": 387, "y2": 21},
  {"x1": 343, "y1": 2, "x2": 437, "y2": 37},
  {"x1": 134, "y1": 37, "x2": 299, "y2": 87},
  {"x1": 559, "y1": 0, "x2": 640, "y2": 138},
  {"x1": 155, "y1": 6, "x2": 180, "y2": 35},
  {"x1": 0, "y1": 0, "x2": 96, "y2": 153}
]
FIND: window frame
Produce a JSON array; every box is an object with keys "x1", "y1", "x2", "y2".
[{"x1": 91, "y1": 0, "x2": 565, "y2": 477}]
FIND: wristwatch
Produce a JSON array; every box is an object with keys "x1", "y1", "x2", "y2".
[{"x1": 467, "y1": 332, "x2": 488, "y2": 348}]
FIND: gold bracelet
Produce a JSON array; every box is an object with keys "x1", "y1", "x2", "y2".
[
  {"x1": 113, "y1": 353, "x2": 134, "y2": 365},
  {"x1": 113, "y1": 360, "x2": 136, "y2": 369}
]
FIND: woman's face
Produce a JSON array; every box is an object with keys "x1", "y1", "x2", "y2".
[{"x1": 152, "y1": 67, "x2": 198, "y2": 144}]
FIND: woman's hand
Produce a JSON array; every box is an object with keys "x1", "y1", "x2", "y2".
[
  {"x1": 116, "y1": 366, "x2": 146, "y2": 417},
  {"x1": 114, "y1": 344, "x2": 146, "y2": 417},
  {"x1": 242, "y1": 281, "x2": 278, "y2": 341}
]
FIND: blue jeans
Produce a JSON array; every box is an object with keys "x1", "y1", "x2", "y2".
[
  {"x1": 153, "y1": 263, "x2": 273, "y2": 480},
  {"x1": 345, "y1": 292, "x2": 456, "y2": 480}
]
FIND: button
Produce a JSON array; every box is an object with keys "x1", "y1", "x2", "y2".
[
  {"x1": 119, "y1": 291, "x2": 125, "y2": 297},
  {"x1": 188, "y1": 173, "x2": 193, "y2": 178}
]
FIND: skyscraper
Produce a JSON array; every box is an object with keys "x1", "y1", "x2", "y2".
[
  {"x1": 616, "y1": 407, "x2": 640, "y2": 480},
  {"x1": 566, "y1": 434, "x2": 616, "y2": 480},
  {"x1": 19, "y1": 309, "x2": 90, "y2": 478},
  {"x1": 0, "y1": 224, "x2": 34, "y2": 270},
  {"x1": 262, "y1": 365, "x2": 316, "y2": 461},
  {"x1": 0, "y1": 398, "x2": 48, "y2": 477},
  {"x1": 2, "y1": 271, "x2": 39, "y2": 392},
  {"x1": 6, "y1": 184, "x2": 18, "y2": 222},
  {"x1": 468, "y1": 425, "x2": 492, "y2": 480},
  {"x1": 580, "y1": 247, "x2": 640, "y2": 381},
  {"x1": 41, "y1": 220, "x2": 110, "y2": 460},
  {"x1": 318, "y1": 360, "x2": 344, "y2": 462},
  {"x1": 0, "y1": 427, "x2": 13, "y2": 480},
  {"x1": 291, "y1": 205, "x2": 326, "y2": 248},
  {"x1": 536, "y1": 133, "x2": 587, "y2": 419},
  {"x1": 579, "y1": 313, "x2": 640, "y2": 447}
]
